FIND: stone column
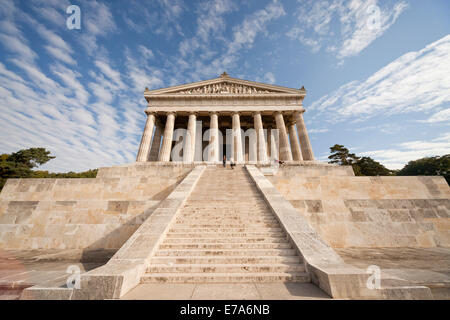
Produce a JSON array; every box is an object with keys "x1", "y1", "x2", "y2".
[
  {"x1": 232, "y1": 112, "x2": 243, "y2": 163},
  {"x1": 158, "y1": 112, "x2": 176, "y2": 162},
  {"x1": 136, "y1": 112, "x2": 155, "y2": 162},
  {"x1": 149, "y1": 120, "x2": 162, "y2": 161},
  {"x1": 266, "y1": 127, "x2": 271, "y2": 159},
  {"x1": 183, "y1": 113, "x2": 197, "y2": 163},
  {"x1": 253, "y1": 112, "x2": 268, "y2": 163},
  {"x1": 294, "y1": 111, "x2": 314, "y2": 160},
  {"x1": 209, "y1": 112, "x2": 219, "y2": 163},
  {"x1": 288, "y1": 120, "x2": 303, "y2": 161},
  {"x1": 274, "y1": 112, "x2": 293, "y2": 161}
]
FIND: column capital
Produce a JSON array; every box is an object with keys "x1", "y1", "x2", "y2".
[
  {"x1": 231, "y1": 111, "x2": 241, "y2": 116},
  {"x1": 293, "y1": 109, "x2": 306, "y2": 115},
  {"x1": 287, "y1": 120, "x2": 296, "y2": 127},
  {"x1": 188, "y1": 111, "x2": 199, "y2": 116},
  {"x1": 209, "y1": 111, "x2": 219, "y2": 116},
  {"x1": 144, "y1": 110, "x2": 157, "y2": 116},
  {"x1": 252, "y1": 111, "x2": 262, "y2": 116},
  {"x1": 165, "y1": 111, "x2": 176, "y2": 117}
]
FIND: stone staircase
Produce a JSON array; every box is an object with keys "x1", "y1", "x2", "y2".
[{"x1": 141, "y1": 166, "x2": 310, "y2": 283}]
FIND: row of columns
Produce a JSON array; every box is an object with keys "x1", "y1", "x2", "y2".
[{"x1": 136, "y1": 111, "x2": 314, "y2": 163}]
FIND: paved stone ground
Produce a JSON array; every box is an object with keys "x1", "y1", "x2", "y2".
[
  {"x1": 0, "y1": 249, "x2": 114, "y2": 299},
  {"x1": 121, "y1": 282, "x2": 330, "y2": 300},
  {"x1": 335, "y1": 247, "x2": 450, "y2": 299}
]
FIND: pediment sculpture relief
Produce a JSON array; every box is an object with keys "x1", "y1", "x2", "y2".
[{"x1": 176, "y1": 82, "x2": 276, "y2": 95}]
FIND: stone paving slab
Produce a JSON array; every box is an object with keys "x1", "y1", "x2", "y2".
[
  {"x1": 121, "y1": 283, "x2": 331, "y2": 300},
  {"x1": 0, "y1": 249, "x2": 112, "y2": 299},
  {"x1": 336, "y1": 247, "x2": 450, "y2": 299}
]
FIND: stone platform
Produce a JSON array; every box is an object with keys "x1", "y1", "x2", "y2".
[
  {"x1": 121, "y1": 283, "x2": 330, "y2": 300},
  {"x1": 336, "y1": 247, "x2": 450, "y2": 299},
  {"x1": 0, "y1": 249, "x2": 113, "y2": 300},
  {"x1": 0, "y1": 162, "x2": 448, "y2": 299}
]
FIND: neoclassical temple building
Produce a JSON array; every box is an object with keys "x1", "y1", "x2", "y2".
[
  {"x1": 1, "y1": 72, "x2": 449, "y2": 301},
  {"x1": 136, "y1": 72, "x2": 315, "y2": 164}
]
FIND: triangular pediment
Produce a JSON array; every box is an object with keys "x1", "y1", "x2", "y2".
[{"x1": 144, "y1": 74, "x2": 305, "y2": 97}]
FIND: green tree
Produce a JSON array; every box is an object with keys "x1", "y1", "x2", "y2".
[
  {"x1": 328, "y1": 144, "x2": 360, "y2": 165},
  {"x1": 328, "y1": 144, "x2": 362, "y2": 175},
  {"x1": 328, "y1": 144, "x2": 392, "y2": 176},
  {"x1": 357, "y1": 156, "x2": 392, "y2": 176},
  {"x1": 8, "y1": 148, "x2": 55, "y2": 169},
  {"x1": 397, "y1": 154, "x2": 450, "y2": 184},
  {"x1": 0, "y1": 148, "x2": 97, "y2": 191},
  {"x1": 0, "y1": 148, "x2": 55, "y2": 190}
]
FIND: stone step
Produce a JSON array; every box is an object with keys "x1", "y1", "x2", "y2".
[
  {"x1": 163, "y1": 237, "x2": 290, "y2": 244},
  {"x1": 180, "y1": 210, "x2": 273, "y2": 214},
  {"x1": 176, "y1": 214, "x2": 275, "y2": 219},
  {"x1": 140, "y1": 272, "x2": 311, "y2": 283},
  {"x1": 180, "y1": 210, "x2": 272, "y2": 215},
  {"x1": 147, "y1": 263, "x2": 305, "y2": 273},
  {"x1": 168, "y1": 227, "x2": 284, "y2": 233},
  {"x1": 154, "y1": 249, "x2": 297, "y2": 256},
  {"x1": 178, "y1": 214, "x2": 275, "y2": 219},
  {"x1": 158, "y1": 243, "x2": 292, "y2": 250},
  {"x1": 165, "y1": 232, "x2": 287, "y2": 238},
  {"x1": 173, "y1": 223, "x2": 280, "y2": 228},
  {"x1": 184, "y1": 200, "x2": 267, "y2": 205},
  {"x1": 174, "y1": 218, "x2": 277, "y2": 224},
  {"x1": 189, "y1": 198, "x2": 261, "y2": 201},
  {"x1": 150, "y1": 256, "x2": 302, "y2": 265},
  {"x1": 182, "y1": 206, "x2": 269, "y2": 210},
  {"x1": 190, "y1": 188, "x2": 259, "y2": 191}
]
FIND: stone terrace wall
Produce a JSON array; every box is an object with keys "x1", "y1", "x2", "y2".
[
  {"x1": 0, "y1": 164, "x2": 193, "y2": 250},
  {"x1": 257, "y1": 162, "x2": 355, "y2": 177},
  {"x1": 267, "y1": 168, "x2": 450, "y2": 248}
]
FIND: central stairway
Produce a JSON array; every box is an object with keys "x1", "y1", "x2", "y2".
[{"x1": 141, "y1": 166, "x2": 310, "y2": 283}]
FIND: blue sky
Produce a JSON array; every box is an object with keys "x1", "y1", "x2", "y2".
[{"x1": 0, "y1": 0, "x2": 449, "y2": 172}]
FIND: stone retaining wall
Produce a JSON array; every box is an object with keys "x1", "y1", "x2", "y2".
[
  {"x1": 0, "y1": 164, "x2": 193, "y2": 250},
  {"x1": 267, "y1": 171, "x2": 450, "y2": 248}
]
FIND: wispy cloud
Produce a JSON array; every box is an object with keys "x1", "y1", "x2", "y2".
[
  {"x1": 423, "y1": 108, "x2": 450, "y2": 123},
  {"x1": 308, "y1": 128, "x2": 330, "y2": 134},
  {"x1": 309, "y1": 35, "x2": 450, "y2": 122},
  {"x1": 78, "y1": 0, "x2": 117, "y2": 56},
  {"x1": 360, "y1": 133, "x2": 450, "y2": 169},
  {"x1": 289, "y1": 0, "x2": 408, "y2": 61}
]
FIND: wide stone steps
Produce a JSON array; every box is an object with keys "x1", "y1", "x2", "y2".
[
  {"x1": 158, "y1": 243, "x2": 292, "y2": 249},
  {"x1": 180, "y1": 211, "x2": 274, "y2": 215},
  {"x1": 163, "y1": 237, "x2": 290, "y2": 244},
  {"x1": 155, "y1": 249, "x2": 297, "y2": 256},
  {"x1": 147, "y1": 263, "x2": 305, "y2": 273},
  {"x1": 142, "y1": 167, "x2": 308, "y2": 284},
  {"x1": 168, "y1": 227, "x2": 284, "y2": 233},
  {"x1": 141, "y1": 272, "x2": 310, "y2": 283},
  {"x1": 150, "y1": 256, "x2": 302, "y2": 265},
  {"x1": 165, "y1": 232, "x2": 287, "y2": 238},
  {"x1": 172, "y1": 223, "x2": 280, "y2": 228},
  {"x1": 174, "y1": 220, "x2": 277, "y2": 225},
  {"x1": 175, "y1": 217, "x2": 276, "y2": 220},
  {"x1": 166, "y1": 231, "x2": 286, "y2": 239}
]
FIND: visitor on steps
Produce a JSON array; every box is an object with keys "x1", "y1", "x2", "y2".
[
  {"x1": 223, "y1": 155, "x2": 226, "y2": 168},
  {"x1": 230, "y1": 158, "x2": 235, "y2": 169}
]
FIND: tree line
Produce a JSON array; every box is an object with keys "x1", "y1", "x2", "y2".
[
  {"x1": 0, "y1": 148, "x2": 97, "y2": 191},
  {"x1": 328, "y1": 144, "x2": 449, "y2": 184}
]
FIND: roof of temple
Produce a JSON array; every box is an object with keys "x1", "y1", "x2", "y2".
[{"x1": 144, "y1": 72, "x2": 306, "y2": 99}]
